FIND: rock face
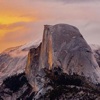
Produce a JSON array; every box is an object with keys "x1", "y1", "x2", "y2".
[
  {"x1": 0, "y1": 69, "x2": 100, "y2": 100},
  {"x1": 40, "y1": 24, "x2": 100, "y2": 81},
  {"x1": 90, "y1": 44, "x2": 100, "y2": 67},
  {"x1": 0, "y1": 24, "x2": 100, "y2": 100},
  {"x1": 26, "y1": 24, "x2": 100, "y2": 89}
]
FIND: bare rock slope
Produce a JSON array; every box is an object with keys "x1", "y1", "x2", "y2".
[
  {"x1": 0, "y1": 40, "x2": 41, "y2": 85},
  {"x1": 26, "y1": 24, "x2": 100, "y2": 88}
]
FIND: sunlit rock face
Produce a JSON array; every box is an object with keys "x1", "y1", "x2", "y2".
[
  {"x1": 25, "y1": 44, "x2": 41, "y2": 91},
  {"x1": 26, "y1": 24, "x2": 100, "y2": 88},
  {"x1": 39, "y1": 24, "x2": 81, "y2": 70},
  {"x1": 39, "y1": 24, "x2": 100, "y2": 84}
]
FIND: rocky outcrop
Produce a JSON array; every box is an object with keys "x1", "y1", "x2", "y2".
[
  {"x1": 0, "y1": 73, "x2": 34, "y2": 100},
  {"x1": 25, "y1": 43, "x2": 42, "y2": 90},
  {"x1": 40, "y1": 24, "x2": 100, "y2": 83},
  {"x1": 0, "y1": 68, "x2": 100, "y2": 100},
  {"x1": 0, "y1": 24, "x2": 100, "y2": 100},
  {"x1": 26, "y1": 24, "x2": 100, "y2": 90}
]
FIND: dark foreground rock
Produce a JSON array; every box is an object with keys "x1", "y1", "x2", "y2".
[{"x1": 0, "y1": 68, "x2": 100, "y2": 100}]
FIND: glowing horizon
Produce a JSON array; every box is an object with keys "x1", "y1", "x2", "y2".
[{"x1": 0, "y1": 0, "x2": 100, "y2": 52}]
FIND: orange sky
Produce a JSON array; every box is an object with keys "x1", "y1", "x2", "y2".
[
  {"x1": 0, "y1": 0, "x2": 39, "y2": 52},
  {"x1": 0, "y1": 0, "x2": 100, "y2": 52}
]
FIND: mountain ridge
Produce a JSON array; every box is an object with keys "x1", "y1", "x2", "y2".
[{"x1": 0, "y1": 24, "x2": 100, "y2": 99}]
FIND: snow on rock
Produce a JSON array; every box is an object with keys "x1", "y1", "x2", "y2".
[
  {"x1": 19, "y1": 39, "x2": 42, "y2": 51},
  {"x1": 0, "y1": 40, "x2": 41, "y2": 85}
]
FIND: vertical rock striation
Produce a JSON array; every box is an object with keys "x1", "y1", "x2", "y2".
[
  {"x1": 40, "y1": 24, "x2": 100, "y2": 84},
  {"x1": 26, "y1": 24, "x2": 100, "y2": 89}
]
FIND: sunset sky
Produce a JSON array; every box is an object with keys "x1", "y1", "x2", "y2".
[{"x1": 0, "y1": 0, "x2": 100, "y2": 52}]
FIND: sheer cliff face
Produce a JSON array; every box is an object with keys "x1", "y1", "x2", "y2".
[
  {"x1": 25, "y1": 44, "x2": 41, "y2": 90},
  {"x1": 39, "y1": 24, "x2": 82, "y2": 70},
  {"x1": 26, "y1": 24, "x2": 100, "y2": 87},
  {"x1": 39, "y1": 24, "x2": 85, "y2": 70},
  {"x1": 41, "y1": 24, "x2": 100, "y2": 83}
]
